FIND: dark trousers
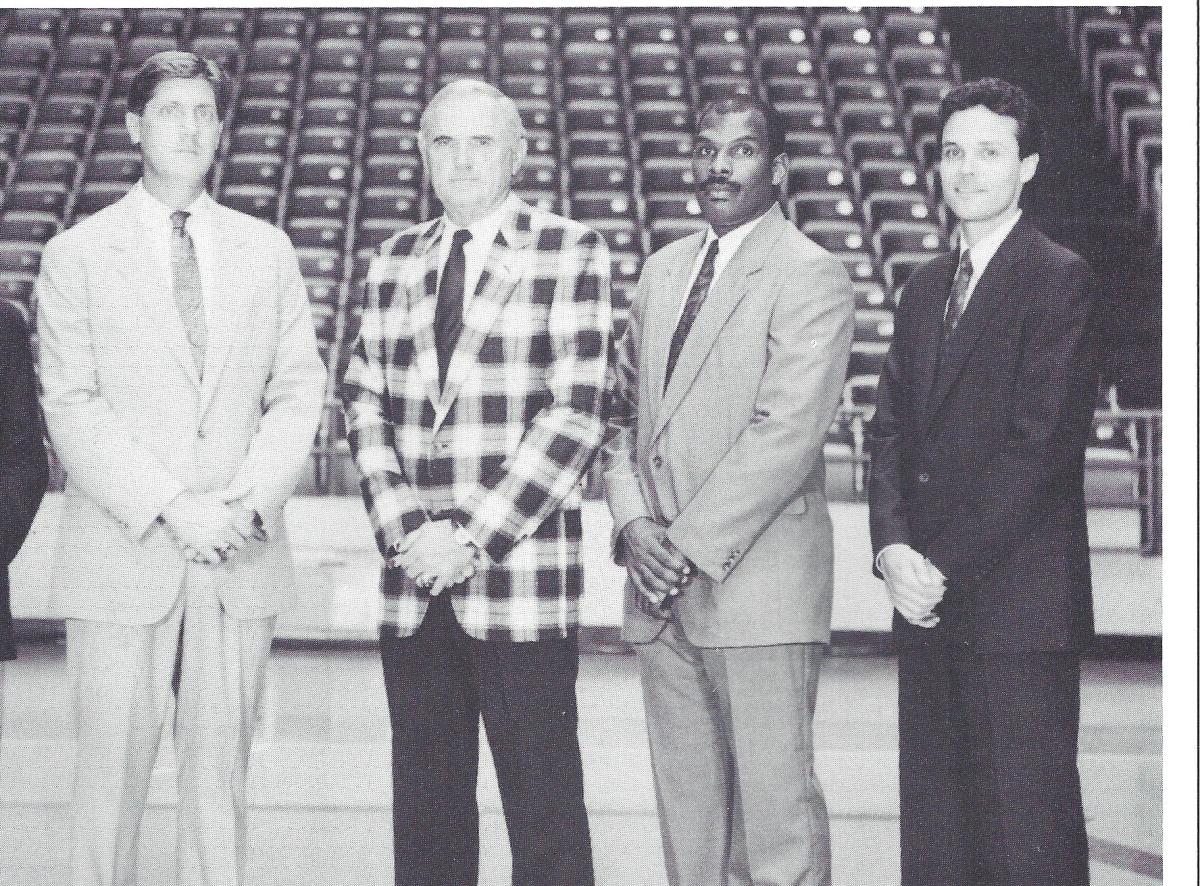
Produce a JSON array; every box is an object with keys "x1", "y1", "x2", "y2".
[
  {"x1": 898, "y1": 643, "x2": 1090, "y2": 886},
  {"x1": 379, "y1": 594, "x2": 594, "y2": 886}
]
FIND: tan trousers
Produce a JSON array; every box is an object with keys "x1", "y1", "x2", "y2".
[
  {"x1": 67, "y1": 591, "x2": 275, "y2": 886},
  {"x1": 637, "y1": 618, "x2": 831, "y2": 886}
]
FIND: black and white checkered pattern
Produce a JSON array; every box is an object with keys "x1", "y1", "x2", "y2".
[{"x1": 341, "y1": 199, "x2": 612, "y2": 641}]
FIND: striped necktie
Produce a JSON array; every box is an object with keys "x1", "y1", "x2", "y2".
[
  {"x1": 942, "y1": 248, "x2": 973, "y2": 341},
  {"x1": 170, "y1": 209, "x2": 207, "y2": 374},
  {"x1": 665, "y1": 239, "x2": 719, "y2": 391}
]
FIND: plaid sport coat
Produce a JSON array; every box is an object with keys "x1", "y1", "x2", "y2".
[{"x1": 341, "y1": 198, "x2": 612, "y2": 641}]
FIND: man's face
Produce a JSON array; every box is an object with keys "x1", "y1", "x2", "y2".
[
  {"x1": 691, "y1": 109, "x2": 786, "y2": 236},
  {"x1": 126, "y1": 77, "x2": 221, "y2": 185},
  {"x1": 939, "y1": 104, "x2": 1038, "y2": 229},
  {"x1": 420, "y1": 91, "x2": 526, "y2": 225}
]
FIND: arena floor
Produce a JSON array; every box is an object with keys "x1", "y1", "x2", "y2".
[
  {"x1": 2, "y1": 495, "x2": 1163, "y2": 883},
  {"x1": 0, "y1": 645, "x2": 1162, "y2": 884}
]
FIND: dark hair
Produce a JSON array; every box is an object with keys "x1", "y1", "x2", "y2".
[
  {"x1": 695, "y1": 95, "x2": 788, "y2": 163},
  {"x1": 127, "y1": 50, "x2": 230, "y2": 118},
  {"x1": 938, "y1": 77, "x2": 1041, "y2": 159}
]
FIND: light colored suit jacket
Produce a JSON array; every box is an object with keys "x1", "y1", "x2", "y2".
[
  {"x1": 603, "y1": 204, "x2": 854, "y2": 647},
  {"x1": 36, "y1": 190, "x2": 327, "y2": 625}
]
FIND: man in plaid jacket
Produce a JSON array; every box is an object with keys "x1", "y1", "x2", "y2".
[{"x1": 341, "y1": 79, "x2": 611, "y2": 886}]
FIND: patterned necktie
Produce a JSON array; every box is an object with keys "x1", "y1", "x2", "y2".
[
  {"x1": 942, "y1": 248, "x2": 973, "y2": 341},
  {"x1": 170, "y1": 210, "x2": 206, "y2": 374},
  {"x1": 664, "y1": 239, "x2": 720, "y2": 391},
  {"x1": 434, "y1": 228, "x2": 472, "y2": 391}
]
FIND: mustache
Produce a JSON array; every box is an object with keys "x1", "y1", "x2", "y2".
[{"x1": 699, "y1": 177, "x2": 740, "y2": 192}]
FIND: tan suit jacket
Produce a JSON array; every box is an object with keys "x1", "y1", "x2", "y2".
[
  {"x1": 37, "y1": 190, "x2": 327, "y2": 625},
  {"x1": 603, "y1": 204, "x2": 854, "y2": 647}
]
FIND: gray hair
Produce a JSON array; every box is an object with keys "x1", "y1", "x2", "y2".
[{"x1": 418, "y1": 79, "x2": 527, "y2": 143}]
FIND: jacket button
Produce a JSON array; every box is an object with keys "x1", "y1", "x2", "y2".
[
  {"x1": 917, "y1": 472, "x2": 930, "y2": 484},
  {"x1": 652, "y1": 455, "x2": 663, "y2": 468},
  {"x1": 197, "y1": 428, "x2": 206, "y2": 440}
]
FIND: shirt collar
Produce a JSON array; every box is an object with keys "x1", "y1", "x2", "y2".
[
  {"x1": 442, "y1": 192, "x2": 519, "y2": 250},
  {"x1": 702, "y1": 206, "x2": 771, "y2": 258},
  {"x1": 132, "y1": 179, "x2": 215, "y2": 231},
  {"x1": 957, "y1": 208, "x2": 1022, "y2": 271}
]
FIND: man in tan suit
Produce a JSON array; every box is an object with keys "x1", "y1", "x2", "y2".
[
  {"x1": 36, "y1": 52, "x2": 326, "y2": 886},
  {"x1": 602, "y1": 96, "x2": 854, "y2": 886}
]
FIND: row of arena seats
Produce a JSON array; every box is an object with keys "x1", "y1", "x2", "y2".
[
  {"x1": 1055, "y1": 6, "x2": 1160, "y2": 238},
  {"x1": 0, "y1": 7, "x2": 959, "y2": 414},
  {"x1": 4, "y1": 7, "x2": 1138, "y2": 464}
]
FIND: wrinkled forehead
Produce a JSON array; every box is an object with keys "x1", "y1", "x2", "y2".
[
  {"x1": 694, "y1": 108, "x2": 769, "y2": 148},
  {"x1": 147, "y1": 76, "x2": 218, "y2": 107},
  {"x1": 423, "y1": 91, "x2": 520, "y2": 141}
]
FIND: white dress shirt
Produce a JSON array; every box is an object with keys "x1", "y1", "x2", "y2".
[
  {"x1": 130, "y1": 180, "x2": 218, "y2": 327},
  {"x1": 678, "y1": 209, "x2": 772, "y2": 321},
  {"x1": 436, "y1": 193, "x2": 519, "y2": 311}
]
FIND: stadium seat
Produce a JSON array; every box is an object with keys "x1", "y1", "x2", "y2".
[
  {"x1": 0, "y1": 211, "x2": 59, "y2": 244},
  {"x1": 788, "y1": 156, "x2": 850, "y2": 194},
  {"x1": 303, "y1": 97, "x2": 358, "y2": 128},
  {"x1": 641, "y1": 158, "x2": 694, "y2": 194},
  {"x1": 235, "y1": 97, "x2": 293, "y2": 128},
  {"x1": 358, "y1": 187, "x2": 421, "y2": 225},
  {"x1": 1, "y1": 34, "x2": 54, "y2": 71},
  {"x1": 437, "y1": 39, "x2": 489, "y2": 78},
  {"x1": 845, "y1": 132, "x2": 910, "y2": 167},
  {"x1": 222, "y1": 184, "x2": 279, "y2": 221},
  {"x1": 793, "y1": 192, "x2": 860, "y2": 226},
  {"x1": 873, "y1": 220, "x2": 945, "y2": 261},
  {"x1": 802, "y1": 220, "x2": 867, "y2": 255},
  {"x1": 293, "y1": 154, "x2": 354, "y2": 190},
  {"x1": 222, "y1": 153, "x2": 285, "y2": 189},
  {"x1": 0, "y1": 273, "x2": 36, "y2": 309},
  {"x1": 28, "y1": 123, "x2": 87, "y2": 155},
  {"x1": 316, "y1": 9, "x2": 367, "y2": 40},
  {"x1": 864, "y1": 190, "x2": 938, "y2": 232},
  {"x1": 75, "y1": 181, "x2": 133, "y2": 216},
  {"x1": 249, "y1": 37, "x2": 302, "y2": 73},
  {"x1": 288, "y1": 186, "x2": 350, "y2": 222},
  {"x1": 823, "y1": 44, "x2": 884, "y2": 80},
  {"x1": 4, "y1": 182, "x2": 69, "y2": 217},
  {"x1": 13, "y1": 151, "x2": 78, "y2": 188},
  {"x1": 857, "y1": 159, "x2": 923, "y2": 198},
  {"x1": 0, "y1": 94, "x2": 33, "y2": 129},
  {"x1": 363, "y1": 155, "x2": 422, "y2": 190},
  {"x1": 86, "y1": 151, "x2": 141, "y2": 185},
  {"x1": 51, "y1": 69, "x2": 107, "y2": 100},
  {"x1": 831, "y1": 77, "x2": 891, "y2": 108},
  {"x1": 255, "y1": 10, "x2": 307, "y2": 40},
  {"x1": 234, "y1": 124, "x2": 288, "y2": 155},
  {"x1": 500, "y1": 12, "x2": 554, "y2": 43},
  {"x1": 312, "y1": 38, "x2": 365, "y2": 73},
  {"x1": 378, "y1": 10, "x2": 429, "y2": 41},
  {"x1": 190, "y1": 37, "x2": 240, "y2": 75},
  {"x1": 194, "y1": 9, "x2": 247, "y2": 39},
  {"x1": 890, "y1": 45, "x2": 954, "y2": 83},
  {"x1": 241, "y1": 71, "x2": 296, "y2": 100},
  {"x1": 40, "y1": 95, "x2": 97, "y2": 129}
]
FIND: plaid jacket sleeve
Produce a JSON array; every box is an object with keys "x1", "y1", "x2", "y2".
[
  {"x1": 340, "y1": 251, "x2": 429, "y2": 557},
  {"x1": 456, "y1": 225, "x2": 612, "y2": 564}
]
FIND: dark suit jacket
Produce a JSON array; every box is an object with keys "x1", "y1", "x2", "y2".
[
  {"x1": 868, "y1": 217, "x2": 1101, "y2": 652},
  {"x1": 0, "y1": 302, "x2": 49, "y2": 660}
]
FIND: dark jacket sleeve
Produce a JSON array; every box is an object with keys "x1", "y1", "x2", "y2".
[
  {"x1": 922, "y1": 256, "x2": 1101, "y2": 586},
  {"x1": 0, "y1": 303, "x2": 50, "y2": 567},
  {"x1": 866, "y1": 330, "x2": 912, "y2": 575}
]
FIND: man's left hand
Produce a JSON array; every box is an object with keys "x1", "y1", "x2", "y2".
[{"x1": 395, "y1": 520, "x2": 478, "y2": 594}]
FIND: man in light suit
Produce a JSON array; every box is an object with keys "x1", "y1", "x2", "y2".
[
  {"x1": 0, "y1": 300, "x2": 49, "y2": 745},
  {"x1": 868, "y1": 79, "x2": 1100, "y2": 886},
  {"x1": 341, "y1": 79, "x2": 610, "y2": 886},
  {"x1": 602, "y1": 96, "x2": 855, "y2": 886},
  {"x1": 36, "y1": 52, "x2": 326, "y2": 886}
]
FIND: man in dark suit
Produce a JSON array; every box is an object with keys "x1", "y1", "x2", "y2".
[
  {"x1": 341, "y1": 79, "x2": 610, "y2": 886},
  {"x1": 0, "y1": 300, "x2": 49, "y2": 745},
  {"x1": 868, "y1": 78, "x2": 1101, "y2": 886}
]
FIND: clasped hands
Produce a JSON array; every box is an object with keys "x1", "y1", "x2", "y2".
[
  {"x1": 160, "y1": 490, "x2": 266, "y2": 567},
  {"x1": 388, "y1": 519, "x2": 480, "y2": 597},
  {"x1": 620, "y1": 517, "x2": 693, "y2": 611},
  {"x1": 878, "y1": 544, "x2": 946, "y2": 628}
]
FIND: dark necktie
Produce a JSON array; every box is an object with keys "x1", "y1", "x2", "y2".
[
  {"x1": 942, "y1": 248, "x2": 973, "y2": 341},
  {"x1": 664, "y1": 239, "x2": 719, "y2": 391},
  {"x1": 434, "y1": 228, "x2": 472, "y2": 390},
  {"x1": 169, "y1": 209, "x2": 206, "y2": 375}
]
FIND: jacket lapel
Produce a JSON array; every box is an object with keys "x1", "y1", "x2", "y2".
[
  {"x1": 198, "y1": 204, "x2": 254, "y2": 416},
  {"x1": 395, "y1": 219, "x2": 446, "y2": 411},
  {"x1": 434, "y1": 201, "x2": 533, "y2": 430},
  {"x1": 651, "y1": 205, "x2": 786, "y2": 443},
  {"x1": 642, "y1": 234, "x2": 704, "y2": 417},
  {"x1": 104, "y1": 194, "x2": 202, "y2": 390},
  {"x1": 924, "y1": 217, "x2": 1031, "y2": 426},
  {"x1": 911, "y1": 254, "x2": 957, "y2": 430}
]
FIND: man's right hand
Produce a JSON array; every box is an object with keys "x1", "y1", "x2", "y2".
[
  {"x1": 878, "y1": 543, "x2": 946, "y2": 628},
  {"x1": 160, "y1": 492, "x2": 253, "y2": 565},
  {"x1": 620, "y1": 517, "x2": 691, "y2": 608}
]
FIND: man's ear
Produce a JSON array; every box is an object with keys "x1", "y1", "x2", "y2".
[
  {"x1": 771, "y1": 153, "x2": 789, "y2": 188},
  {"x1": 126, "y1": 111, "x2": 142, "y2": 146},
  {"x1": 1019, "y1": 151, "x2": 1040, "y2": 185}
]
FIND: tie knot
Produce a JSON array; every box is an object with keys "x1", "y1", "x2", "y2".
[
  {"x1": 451, "y1": 228, "x2": 472, "y2": 249},
  {"x1": 171, "y1": 210, "x2": 190, "y2": 233}
]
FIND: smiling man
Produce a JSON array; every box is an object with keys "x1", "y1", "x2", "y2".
[
  {"x1": 341, "y1": 79, "x2": 610, "y2": 886},
  {"x1": 36, "y1": 51, "x2": 326, "y2": 886},
  {"x1": 602, "y1": 96, "x2": 853, "y2": 886},
  {"x1": 868, "y1": 78, "x2": 1101, "y2": 886}
]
